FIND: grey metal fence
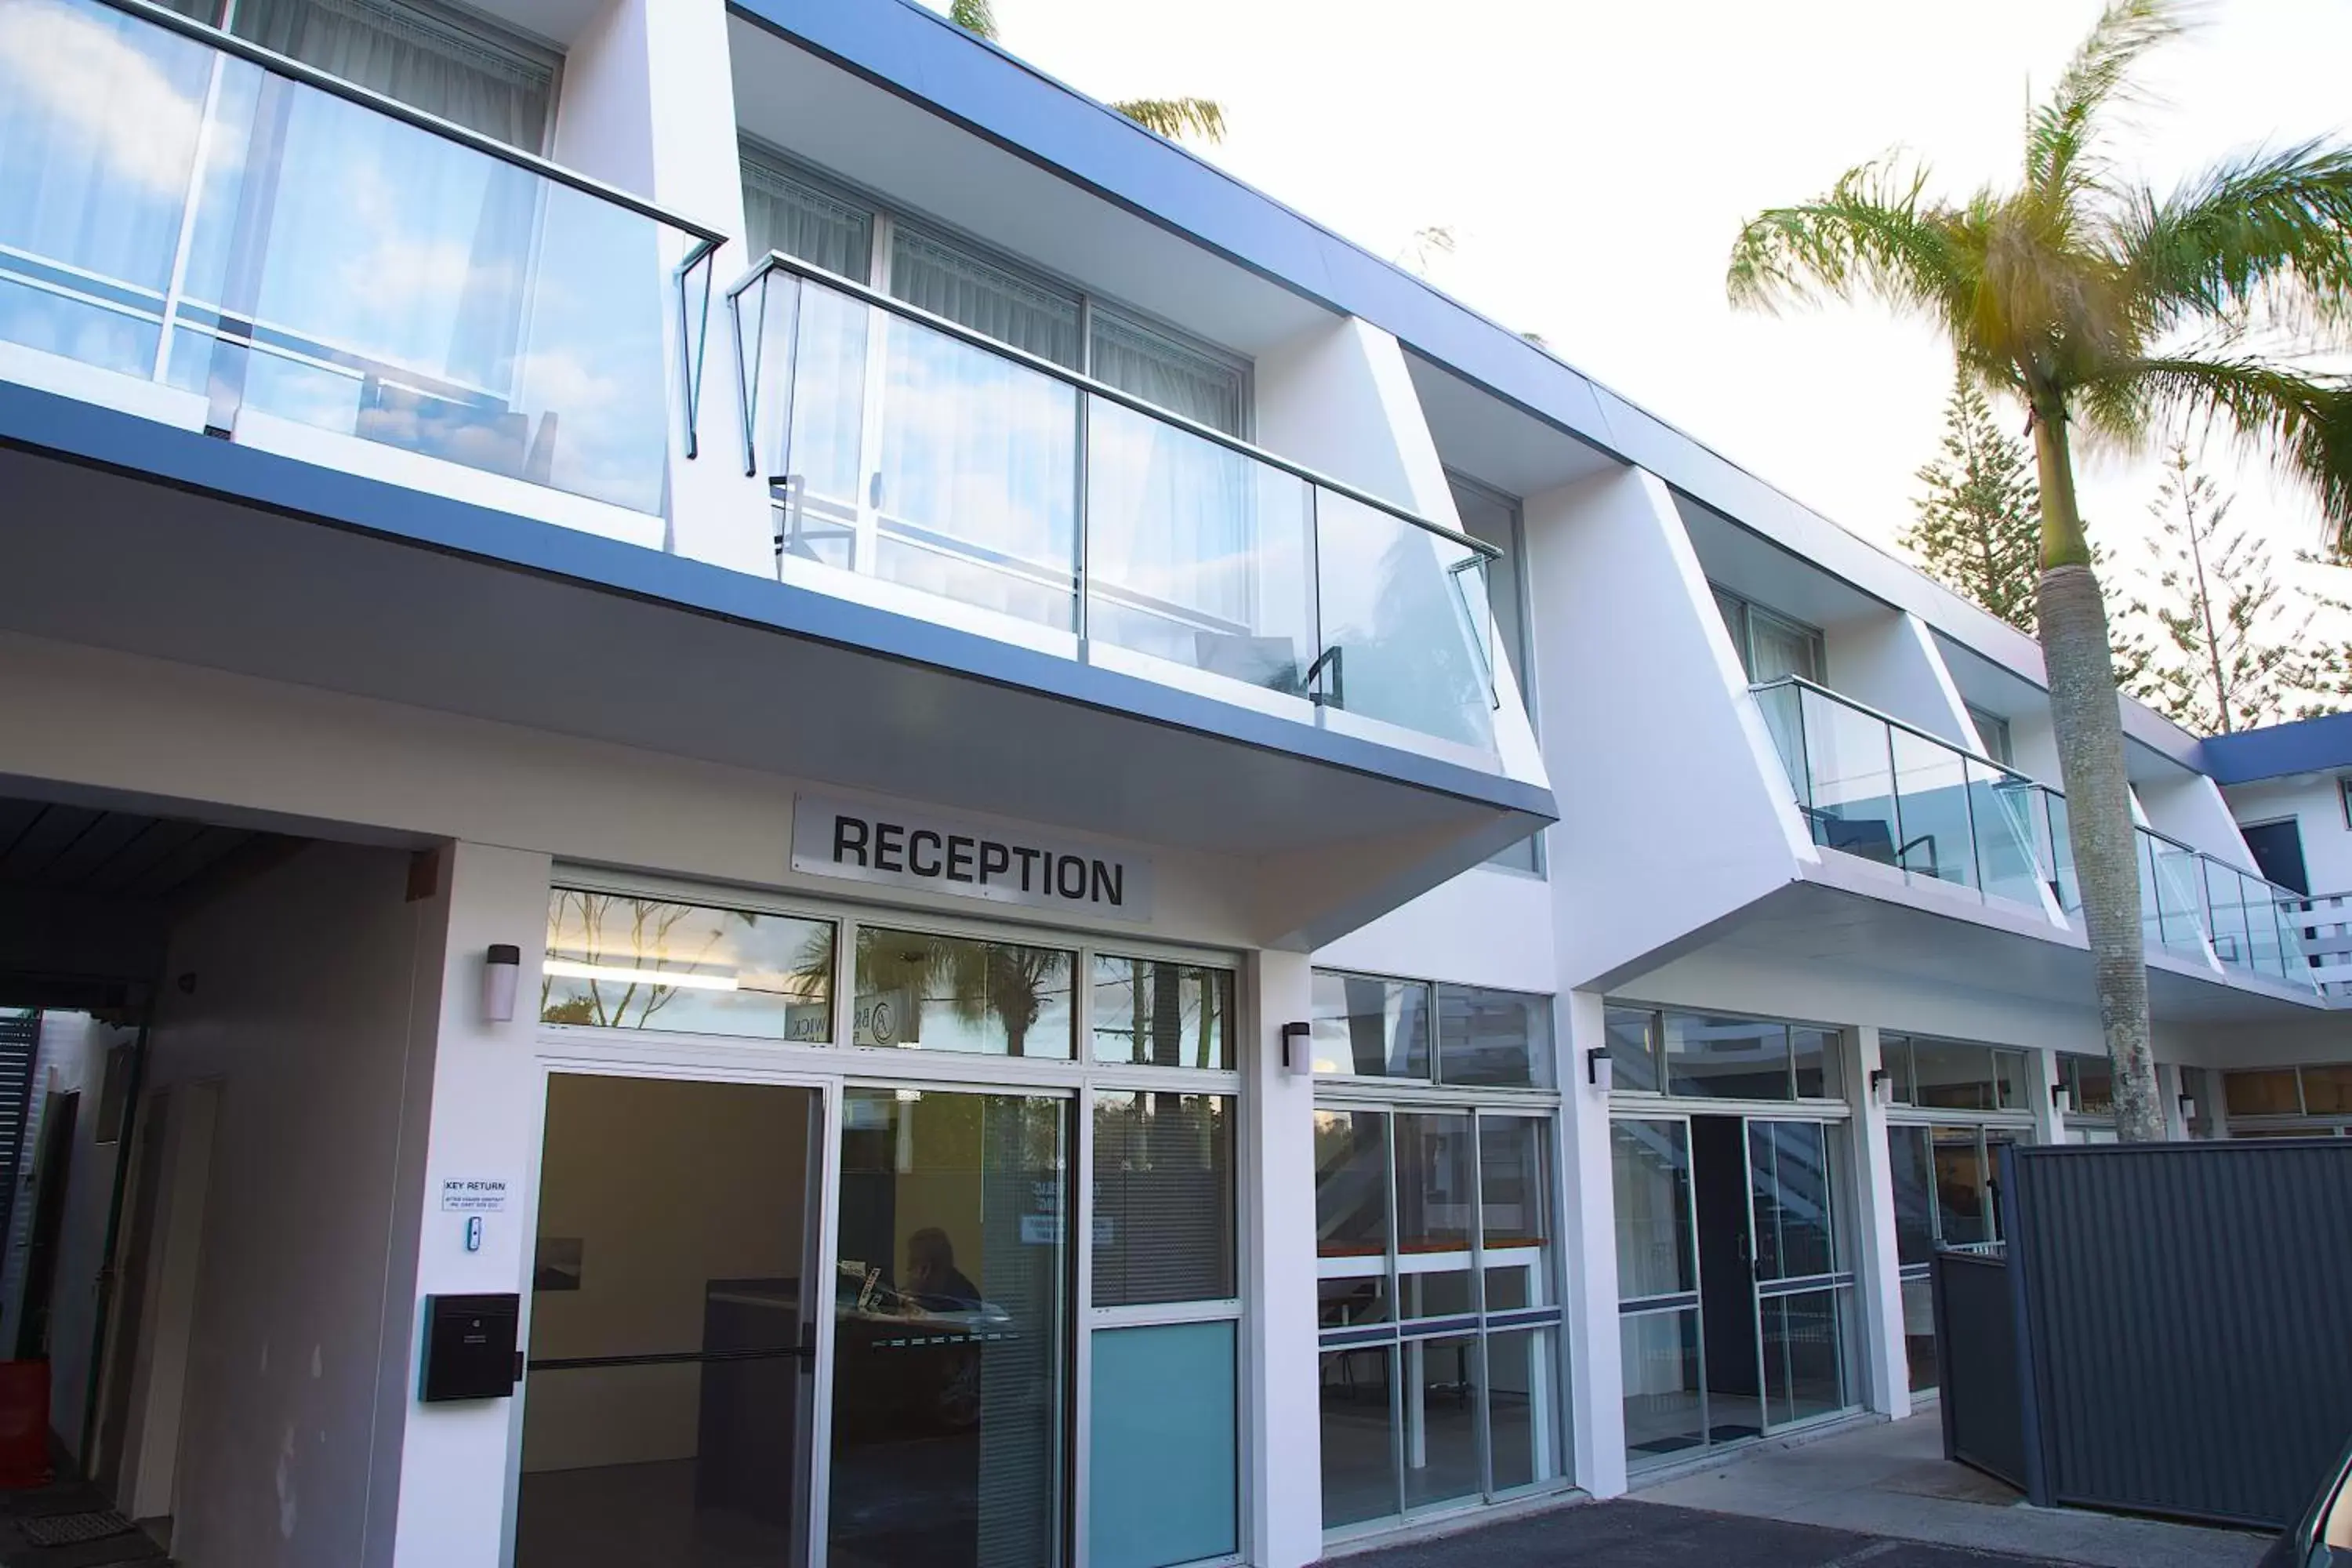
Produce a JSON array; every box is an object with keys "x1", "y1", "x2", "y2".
[{"x1": 1938, "y1": 1138, "x2": 2352, "y2": 1530}]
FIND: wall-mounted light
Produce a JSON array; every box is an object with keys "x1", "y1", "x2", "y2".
[
  {"x1": 2052, "y1": 1082, "x2": 2074, "y2": 1116},
  {"x1": 1281, "y1": 1021, "x2": 1312, "y2": 1076},
  {"x1": 482, "y1": 944, "x2": 520, "y2": 1024},
  {"x1": 2177, "y1": 1094, "x2": 2198, "y2": 1129},
  {"x1": 1586, "y1": 1047, "x2": 1613, "y2": 1094},
  {"x1": 1869, "y1": 1067, "x2": 1893, "y2": 1107}
]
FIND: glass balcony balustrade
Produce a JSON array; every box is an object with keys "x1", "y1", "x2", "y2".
[
  {"x1": 0, "y1": 0, "x2": 718, "y2": 515},
  {"x1": 728, "y1": 253, "x2": 1502, "y2": 756},
  {"x1": 1752, "y1": 678, "x2": 2320, "y2": 993}
]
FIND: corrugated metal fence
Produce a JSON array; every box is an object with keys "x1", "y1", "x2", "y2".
[{"x1": 1936, "y1": 1139, "x2": 2352, "y2": 1530}]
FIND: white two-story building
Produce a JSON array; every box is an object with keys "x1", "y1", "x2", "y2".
[{"x1": 0, "y1": 1, "x2": 2340, "y2": 1565}]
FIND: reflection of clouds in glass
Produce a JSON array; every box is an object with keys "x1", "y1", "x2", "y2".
[{"x1": 2, "y1": 0, "x2": 206, "y2": 197}]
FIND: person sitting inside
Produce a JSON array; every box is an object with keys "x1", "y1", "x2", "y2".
[{"x1": 904, "y1": 1227, "x2": 983, "y2": 1312}]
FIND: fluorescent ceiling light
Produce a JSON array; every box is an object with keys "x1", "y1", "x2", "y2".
[{"x1": 543, "y1": 957, "x2": 739, "y2": 993}]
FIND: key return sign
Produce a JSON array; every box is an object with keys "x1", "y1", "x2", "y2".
[{"x1": 791, "y1": 794, "x2": 1154, "y2": 920}]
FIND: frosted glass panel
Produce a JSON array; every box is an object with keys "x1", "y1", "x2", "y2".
[{"x1": 1090, "y1": 1322, "x2": 1236, "y2": 1568}]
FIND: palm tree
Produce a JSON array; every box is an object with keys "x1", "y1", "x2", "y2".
[
  {"x1": 946, "y1": 0, "x2": 1225, "y2": 143},
  {"x1": 1726, "y1": 0, "x2": 2352, "y2": 1141}
]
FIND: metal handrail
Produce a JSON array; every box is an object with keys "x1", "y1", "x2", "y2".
[
  {"x1": 102, "y1": 0, "x2": 728, "y2": 246},
  {"x1": 1747, "y1": 675, "x2": 2041, "y2": 789},
  {"x1": 724, "y1": 249, "x2": 1501, "y2": 560}
]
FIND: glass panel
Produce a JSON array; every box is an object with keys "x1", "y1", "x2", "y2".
[
  {"x1": 1991, "y1": 1049, "x2": 2030, "y2": 1111},
  {"x1": 1610, "y1": 1119, "x2": 1695, "y2": 1299},
  {"x1": 1901, "y1": 1273, "x2": 1939, "y2": 1392},
  {"x1": 1747, "y1": 605, "x2": 1822, "y2": 684},
  {"x1": 541, "y1": 890, "x2": 834, "y2": 1040},
  {"x1": 1399, "y1": 1334, "x2": 1482, "y2": 1511},
  {"x1": 830, "y1": 1089, "x2": 1066, "y2": 1568},
  {"x1": 2223, "y1": 1069, "x2": 2302, "y2": 1117},
  {"x1": 1484, "y1": 1328, "x2": 1562, "y2": 1494},
  {"x1": 1090, "y1": 955, "x2": 1234, "y2": 1068},
  {"x1": 516, "y1": 1076, "x2": 815, "y2": 1567},
  {"x1": 851, "y1": 927, "x2": 1073, "y2": 1058},
  {"x1": 1604, "y1": 1005, "x2": 1662, "y2": 1094},
  {"x1": 2063, "y1": 1053, "x2": 2114, "y2": 1116},
  {"x1": 1436, "y1": 985, "x2": 1554, "y2": 1088},
  {"x1": 1760, "y1": 1289, "x2": 1848, "y2": 1428},
  {"x1": 1480, "y1": 1116, "x2": 1551, "y2": 1321},
  {"x1": 1091, "y1": 1092, "x2": 1233, "y2": 1307},
  {"x1": 1310, "y1": 971, "x2": 1430, "y2": 1079},
  {"x1": 1621, "y1": 1308, "x2": 1705, "y2": 1465},
  {"x1": 2149, "y1": 835, "x2": 2208, "y2": 953},
  {"x1": 1881, "y1": 1036, "x2": 1916, "y2": 1105},
  {"x1": 1087, "y1": 307, "x2": 1244, "y2": 434},
  {"x1": 1395, "y1": 1112, "x2": 1476, "y2": 1319},
  {"x1": 2042, "y1": 790, "x2": 2082, "y2": 913},
  {"x1": 1887, "y1": 1125, "x2": 1934, "y2": 1265},
  {"x1": 1911, "y1": 1040, "x2": 1997, "y2": 1111},
  {"x1": 740, "y1": 145, "x2": 871, "y2": 278},
  {"x1": 1791, "y1": 1026, "x2": 1842, "y2": 1102},
  {"x1": 1972, "y1": 764, "x2": 2047, "y2": 906},
  {"x1": 1754, "y1": 681, "x2": 1807, "y2": 804},
  {"x1": 888, "y1": 225, "x2": 1080, "y2": 367},
  {"x1": 1930, "y1": 1126, "x2": 1992, "y2": 1248},
  {"x1": 1313, "y1": 1109, "x2": 1390, "y2": 1267},
  {"x1": 2303, "y1": 1066, "x2": 2352, "y2": 1116},
  {"x1": 1087, "y1": 395, "x2": 1315, "y2": 696},
  {"x1": 1796, "y1": 688, "x2": 1899, "y2": 865},
  {"x1": 2136, "y1": 830, "x2": 2165, "y2": 951},
  {"x1": 2245, "y1": 874, "x2": 2286, "y2": 978},
  {"x1": 1313, "y1": 487, "x2": 1497, "y2": 751},
  {"x1": 1748, "y1": 1121, "x2": 1835, "y2": 1282},
  {"x1": 1664, "y1": 1014, "x2": 1791, "y2": 1101},
  {"x1": 230, "y1": 0, "x2": 554, "y2": 148},
  {"x1": 873, "y1": 310, "x2": 1080, "y2": 633},
  {"x1": 762, "y1": 278, "x2": 868, "y2": 566},
  {"x1": 1449, "y1": 476, "x2": 1530, "y2": 699},
  {"x1": 1090, "y1": 1322, "x2": 1236, "y2": 1568},
  {"x1": 1318, "y1": 1345, "x2": 1398, "y2": 1529},
  {"x1": 1712, "y1": 586, "x2": 1748, "y2": 672},
  {"x1": 2205, "y1": 860, "x2": 2253, "y2": 969},
  {"x1": 1891, "y1": 727, "x2": 1976, "y2": 889}
]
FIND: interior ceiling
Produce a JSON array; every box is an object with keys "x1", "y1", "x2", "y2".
[
  {"x1": 1406, "y1": 354, "x2": 1620, "y2": 500},
  {"x1": 1675, "y1": 495, "x2": 1890, "y2": 633},
  {"x1": 728, "y1": 15, "x2": 1330, "y2": 359}
]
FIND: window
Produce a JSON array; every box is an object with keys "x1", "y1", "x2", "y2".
[
  {"x1": 2058, "y1": 1053, "x2": 2114, "y2": 1116},
  {"x1": 1882, "y1": 1036, "x2": 2029, "y2": 1111},
  {"x1": 1314, "y1": 971, "x2": 1553, "y2": 1087},
  {"x1": 541, "y1": 890, "x2": 833, "y2": 1038},
  {"x1": 852, "y1": 926, "x2": 1074, "y2": 1058},
  {"x1": 1606, "y1": 1005, "x2": 1845, "y2": 1103},
  {"x1": 2223, "y1": 1064, "x2": 2352, "y2": 1131},
  {"x1": 1090, "y1": 956, "x2": 1233, "y2": 1068},
  {"x1": 1092, "y1": 1092, "x2": 1234, "y2": 1305},
  {"x1": 1712, "y1": 585, "x2": 1824, "y2": 685},
  {"x1": 736, "y1": 145, "x2": 1250, "y2": 436},
  {"x1": 1964, "y1": 703, "x2": 2014, "y2": 768}
]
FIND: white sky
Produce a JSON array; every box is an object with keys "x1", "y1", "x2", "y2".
[{"x1": 949, "y1": 0, "x2": 2352, "y2": 629}]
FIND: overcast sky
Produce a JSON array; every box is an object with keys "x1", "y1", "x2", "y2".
[{"x1": 947, "y1": 0, "x2": 2352, "y2": 623}]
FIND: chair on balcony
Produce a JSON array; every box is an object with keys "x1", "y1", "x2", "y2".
[{"x1": 1802, "y1": 807, "x2": 1897, "y2": 866}]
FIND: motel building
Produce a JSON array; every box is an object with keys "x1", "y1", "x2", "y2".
[{"x1": 0, "y1": 1, "x2": 2347, "y2": 1566}]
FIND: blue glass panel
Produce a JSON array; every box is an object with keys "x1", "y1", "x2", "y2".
[{"x1": 1091, "y1": 1321, "x2": 1237, "y2": 1568}]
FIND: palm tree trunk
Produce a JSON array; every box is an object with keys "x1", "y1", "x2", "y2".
[{"x1": 2032, "y1": 403, "x2": 2165, "y2": 1142}]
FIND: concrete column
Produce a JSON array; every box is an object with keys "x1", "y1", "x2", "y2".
[
  {"x1": 385, "y1": 843, "x2": 556, "y2": 1568},
  {"x1": 1846, "y1": 1025, "x2": 1911, "y2": 1419},
  {"x1": 2030, "y1": 1047, "x2": 2068, "y2": 1146},
  {"x1": 1558, "y1": 990, "x2": 1627, "y2": 1498},
  {"x1": 1244, "y1": 949, "x2": 1321, "y2": 1567}
]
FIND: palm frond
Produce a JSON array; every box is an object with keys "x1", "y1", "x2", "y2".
[
  {"x1": 1727, "y1": 156, "x2": 1974, "y2": 339},
  {"x1": 2117, "y1": 140, "x2": 2352, "y2": 337},
  {"x1": 1111, "y1": 96, "x2": 1226, "y2": 143},
  {"x1": 2024, "y1": 0, "x2": 2185, "y2": 205},
  {"x1": 947, "y1": 0, "x2": 999, "y2": 40},
  {"x1": 2096, "y1": 354, "x2": 2352, "y2": 550}
]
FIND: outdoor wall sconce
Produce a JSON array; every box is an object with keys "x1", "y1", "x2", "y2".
[
  {"x1": 1280, "y1": 1021, "x2": 1312, "y2": 1075},
  {"x1": 1586, "y1": 1047, "x2": 1613, "y2": 1094},
  {"x1": 1869, "y1": 1067, "x2": 1893, "y2": 1107},
  {"x1": 2178, "y1": 1094, "x2": 2198, "y2": 1127},
  {"x1": 483, "y1": 944, "x2": 521, "y2": 1024},
  {"x1": 2052, "y1": 1082, "x2": 2074, "y2": 1115}
]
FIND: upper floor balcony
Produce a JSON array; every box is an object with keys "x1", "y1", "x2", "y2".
[{"x1": 1753, "y1": 677, "x2": 2322, "y2": 1000}]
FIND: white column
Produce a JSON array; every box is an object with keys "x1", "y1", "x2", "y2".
[
  {"x1": 1244, "y1": 950, "x2": 1321, "y2": 1568},
  {"x1": 1557, "y1": 990, "x2": 1626, "y2": 1498},
  {"x1": 1846, "y1": 1025, "x2": 1911, "y2": 1419},
  {"x1": 385, "y1": 843, "x2": 556, "y2": 1568},
  {"x1": 2030, "y1": 1048, "x2": 2067, "y2": 1147}
]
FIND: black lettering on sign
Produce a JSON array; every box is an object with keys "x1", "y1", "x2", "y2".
[
  {"x1": 874, "y1": 821, "x2": 906, "y2": 874},
  {"x1": 978, "y1": 841, "x2": 1011, "y2": 885},
  {"x1": 1055, "y1": 854, "x2": 1087, "y2": 900},
  {"x1": 1092, "y1": 860, "x2": 1123, "y2": 906},
  {"x1": 907, "y1": 829, "x2": 943, "y2": 877},
  {"x1": 946, "y1": 836, "x2": 976, "y2": 883},
  {"x1": 833, "y1": 815, "x2": 871, "y2": 866},
  {"x1": 1012, "y1": 845, "x2": 1042, "y2": 892}
]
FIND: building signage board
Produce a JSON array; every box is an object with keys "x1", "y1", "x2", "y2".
[{"x1": 791, "y1": 793, "x2": 1153, "y2": 921}]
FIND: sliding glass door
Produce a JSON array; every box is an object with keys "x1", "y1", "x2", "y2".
[{"x1": 1745, "y1": 1119, "x2": 1857, "y2": 1431}]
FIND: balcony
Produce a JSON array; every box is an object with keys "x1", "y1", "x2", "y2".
[
  {"x1": 0, "y1": 0, "x2": 718, "y2": 530},
  {"x1": 728, "y1": 252, "x2": 1508, "y2": 764},
  {"x1": 1752, "y1": 678, "x2": 2318, "y2": 996}
]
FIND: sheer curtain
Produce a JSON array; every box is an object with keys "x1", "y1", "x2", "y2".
[
  {"x1": 1748, "y1": 607, "x2": 1823, "y2": 684},
  {"x1": 887, "y1": 227, "x2": 1081, "y2": 367},
  {"x1": 228, "y1": 0, "x2": 552, "y2": 148},
  {"x1": 740, "y1": 147, "x2": 872, "y2": 280}
]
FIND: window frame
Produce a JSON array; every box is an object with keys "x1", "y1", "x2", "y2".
[
  {"x1": 1602, "y1": 1002, "x2": 1853, "y2": 1109},
  {"x1": 1709, "y1": 582, "x2": 1826, "y2": 686},
  {"x1": 1309, "y1": 967, "x2": 1558, "y2": 1093}
]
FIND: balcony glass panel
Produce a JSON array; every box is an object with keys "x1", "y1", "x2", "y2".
[
  {"x1": 1315, "y1": 487, "x2": 1496, "y2": 750},
  {"x1": 2145, "y1": 833, "x2": 2209, "y2": 954},
  {"x1": 2038, "y1": 789, "x2": 2081, "y2": 913},
  {"x1": 1969, "y1": 762, "x2": 2044, "y2": 907},
  {"x1": 1792, "y1": 687, "x2": 1899, "y2": 864},
  {"x1": 0, "y1": 0, "x2": 694, "y2": 514},
  {"x1": 2243, "y1": 872, "x2": 2286, "y2": 979},
  {"x1": 1890, "y1": 728, "x2": 1973, "y2": 889},
  {"x1": 2204, "y1": 861, "x2": 2253, "y2": 971},
  {"x1": 2135, "y1": 830, "x2": 2165, "y2": 950},
  {"x1": 1085, "y1": 393, "x2": 1316, "y2": 695}
]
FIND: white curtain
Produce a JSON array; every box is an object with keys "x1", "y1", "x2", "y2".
[
  {"x1": 741, "y1": 147, "x2": 871, "y2": 280},
  {"x1": 888, "y1": 227, "x2": 1081, "y2": 368},
  {"x1": 1748, "y1": 607, "x2": 1822, "y2": 684},
  {"x1": 1088, "y1": 310, "x2": 1244, "y2": 436},
  {"x1": 229, "y1": 0, "x2": 551, "y2": 149}
]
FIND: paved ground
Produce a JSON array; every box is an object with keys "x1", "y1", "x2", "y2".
[{"x1": 1632, "y1": 1413, "x2": 2269, "y2": 1568}]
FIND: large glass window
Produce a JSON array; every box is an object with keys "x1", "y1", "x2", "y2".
[
  {"x1": 226, "y1": 0, "x2": 557, "y2": 150},
  {"x1": 1316, "y1": 971, "x2": 1554, "y2": 1089},
  {"x1": 1887, "y1": 1111, "x2": 2030, "y2": 1394},
  {"x1": 1714, "y1": 585, "x2": 1825, "y2": 685},
  {"x1": 852, "y1": 927, "x2": 1074, "y2": 1058},
  {"x1": 1091, "y1": 956, "x2": 1233, "y2": 1068},
  {"x1": 1608, "y1": 1006, "x2": 1846, "y2": 1104},
  {"x1": 1610, "y1": 1120, "x2": 1694, "y2": 1302},
  {"x1": 1883, "y1": 1035, "x2": 2031, "y2": 1112},
  {"x1": 1437, "y1": 986, "x2": 1555, "y2": 1089},
  {"x1": 1311, "y1": 971, "x2": 1430, "y2": 1079},
  {"x1": 542, "y1": 890, "x2": 834, "y2": 1039}
]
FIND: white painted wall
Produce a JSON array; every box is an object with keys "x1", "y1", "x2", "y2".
[
  {"x1": 2139, "y1": 772, "x2": 2261, "y2": 874},
  {"x1": 1823, "y1": 612, "x2": 1977, "y2": 749},
  {"x1": 142, "y1": 842, "x2": 449, "y2": 1568},
  {"x1": 1314, "y1": 865, "x2": 1555, "y2": 995}
]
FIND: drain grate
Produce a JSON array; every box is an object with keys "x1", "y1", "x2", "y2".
[{"x1": 19, "y1": 1510, "x2": 133, "y2": 1548}]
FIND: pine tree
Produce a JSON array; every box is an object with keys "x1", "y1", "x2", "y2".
[
  {"x1": 2123, "y1": 447, "x2": 2350, "y2": 734},
  {"x1": 1901, "y1": 374, "x2": 2045, "y2": 633}
]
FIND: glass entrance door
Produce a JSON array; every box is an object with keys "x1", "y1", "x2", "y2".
[
  {"x1": 1744, "y1": 1119, "x2": 1856, "y2": 1432},
  {"x1": 516, "y1": 1073, "x2": 829, "y2": 1568}
]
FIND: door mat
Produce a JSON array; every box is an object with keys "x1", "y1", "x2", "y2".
[{"x1": 16, "y1": 1514, "x2": 131, "y2": 1549}]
